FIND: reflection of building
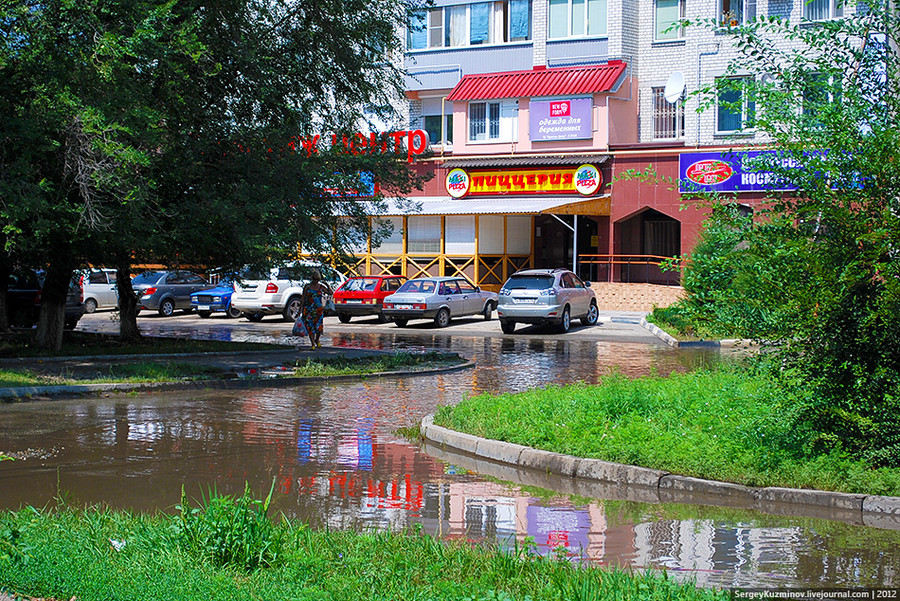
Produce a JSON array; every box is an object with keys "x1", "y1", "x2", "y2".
[{"x1": 312, "y1": 1, "x2": 853, "y2": 291}]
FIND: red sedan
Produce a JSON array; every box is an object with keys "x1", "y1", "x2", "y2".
[{"x1": 332, "y1": 275, "x2": 407, "y2": 323}]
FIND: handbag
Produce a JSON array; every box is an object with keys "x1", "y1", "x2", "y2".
[
  {"x1": 292, "y1": 317, "x2": 308, "y2": 337},
  {"x1": 324, "y1": 295, "x2": 335, "y2": 313}
]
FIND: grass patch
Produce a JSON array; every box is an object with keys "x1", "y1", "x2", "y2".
[
  {"x1": 0, "y1": 490, "x2": 727, "y2": 601},
  {"x1": 435, "y1": 366, "x2": 900, "y2": 496},
  {"x1": 0, "y1": 330, "x2": 289, "y2": 359},
  {"x1": 0, "y1": 362, "x2": 228, "y2": 387},
  {"x1": 288, "y1": 351, "x2": 466, "y2": 377}
]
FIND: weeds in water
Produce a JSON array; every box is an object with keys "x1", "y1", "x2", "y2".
[
  {"x1": 290, "y1": 351, "x2": 464, "y2": 377},
  {"x1": 173, "y1": 481, "x2": 284, "y2": 571}
]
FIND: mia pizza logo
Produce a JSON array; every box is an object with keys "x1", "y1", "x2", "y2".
[
  {"x1": 574, "y1": 164, "x2": 601, "y2": 196},
  {"x1": 446, "y1": 168, "x2": 471, "y2": 198},
  {"x1": 685, "y1": 159, "x2": 734, "y2": 185}
]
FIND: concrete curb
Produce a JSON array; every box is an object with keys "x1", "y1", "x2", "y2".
[
  {"x1": 637, "y1": 318, "x2": 756, "y2": 348},
  {"x1": 419, "y1": 415, "x2": 900, "y2": 527},
  {"x1": 0, "y1": 360, "x2": 475, "y2": 401}
]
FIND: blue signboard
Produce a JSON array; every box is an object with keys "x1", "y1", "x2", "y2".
[{"x1": 678, "y1": 150, "x2": 800, "y2": 193}]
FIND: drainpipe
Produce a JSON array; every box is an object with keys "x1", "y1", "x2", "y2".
[
  {"x1": 697, "y1": 43, "x2": 720, "y2": 145},
  {"x1": 441, "y1": 97, "x2": 447, "y2": 158}
]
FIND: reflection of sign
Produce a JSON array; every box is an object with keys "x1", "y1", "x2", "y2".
[
  {"x1": 456, "y1": 167, "x2": 603, "y2": 196},
  {"x1": 574, "y1": 164, "x2": 601, "y2": 196},
  {"x1": 530, "y1": 98, "x2": 592, "y2": 141},
  {"x1": 679, "y1": 151, "x2": 800, "y2": 192},
  {"x1": 446, "y1": 168, "x2": 471, "y2": 198}
]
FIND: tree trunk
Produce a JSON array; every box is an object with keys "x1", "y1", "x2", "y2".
[
  {"x1": 34, "y1": 263, "x2": 74, "y2": 351},
  {"x1": 0, "y1": 264, "x2": 11, "y2": 332},
  {"x1": 116, "y1": 262, "x2": 142, "y2": 342}
]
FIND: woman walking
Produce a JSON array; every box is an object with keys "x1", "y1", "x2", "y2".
[{"x1": 300, "y1": 269, "x2": 333, "y2": 349}]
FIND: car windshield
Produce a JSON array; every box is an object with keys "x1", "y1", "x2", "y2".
[
  {"x1": 132, "y1": 272, "x2": 165, "y2": 285},
  {"x1": 504, "y1": 275, "x2": 555, "y2": 290},
  {"x1": 341, "y1": 278, "x2": 380, "y2": 292},
  {"x1": 397, "y1": 280, "x2": 435, "y2": 294}
]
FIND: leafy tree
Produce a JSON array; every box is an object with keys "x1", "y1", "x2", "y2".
[
  {"x1": 672, "y1": 2, "x2": 900, "y2": 465},
  {"x1": 0, "y1": 0, "x2": 425, "y2": 348}
]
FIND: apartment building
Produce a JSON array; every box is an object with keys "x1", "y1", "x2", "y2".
[{"x1": 342, "y1": 0, "x2": 851, "y2": 289}]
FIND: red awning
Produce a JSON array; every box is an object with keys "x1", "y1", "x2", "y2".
[{"x1": 446, "y1": 62, "x2": 627, "y2": 102}]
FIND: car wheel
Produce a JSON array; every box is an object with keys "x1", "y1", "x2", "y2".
[
  {"x1": 582, "y1": 301, "x2": 599, "y2": 326},
  {"x1": 482, "y1": 301, "x2": 494, "y2": 321},
  {"x1": 500, "y1": 320, "x2": 516, "y2": 334},
  {"x1": 557, "y1": 306, "x2": 571, "y2": 333},
  {"x1": 197, "y1": 310, "x2": 212, "y2": 318},
  {"x1": 245, "y1": 312, "x2": 264, "y2": 322},
  {"x1": 283, "y1": 296, "x2": 302, "y2": 321},
  {"x1": 376, "y1": 311, "x2": 390, "y2": 323},
  {"x1": 338, "y1": 313, "x2": 352, "y2": 324},
  {"x1": 83, "y1": 298, "x2": 98, "y2": 314},
  {"x1": 434, "y1": 308, "x2": 451, "y2": 328},
  {"x1": 394, "y1": 318, "x2": 408, "y2": 327},
  {"x1": 226, "y1": 305, "x2": 242, "y2": 319},
  {"x1": 158, "y1": 298, "x2": 175, "y2": 317}
]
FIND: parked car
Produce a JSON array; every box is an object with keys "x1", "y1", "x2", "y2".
[
  {"x1": 132, "y1": 270, "x2": 216, "y2": 316},
  {"x1": 230, "y1": 262, "x2": 346, "y2": 322},
  {"x1": 80, "y1": 268, "x2": 118, "y2": 313},
  {"x1": 7, "y1": 269, "x2": 84, "y2": 330},
  {"x1": 381, "y1": 276, "x2": 497, "y2": 328},
  {"x1": 190, "y1": 280, "x2": 241, "y2": 318},
  {"x1": 332, "y1": 275, "x2": 407, "y2": 323},
  {"x1": 497, "y1": 268, "x2": 598, "y2": 334}
]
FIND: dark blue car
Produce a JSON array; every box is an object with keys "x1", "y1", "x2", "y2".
[{"x1": 190, "y1": 281, "x2": 241, "y2": 318}]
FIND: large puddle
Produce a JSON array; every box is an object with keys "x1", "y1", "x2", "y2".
[{"x1": 1, "y1": 329, "x2": 898, "y2": 589}]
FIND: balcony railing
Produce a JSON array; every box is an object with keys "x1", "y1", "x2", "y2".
[{"x1": 578, "y1": 254, "x2": 682, "y2": 286}]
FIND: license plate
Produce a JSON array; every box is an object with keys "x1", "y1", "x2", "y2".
[
  {"x1": 514, "y1": 298, "x2": 537, "y2": 304},
  {"x1": 341, "y1": 299, "x2": 362, "y2": 304},
  {"x1": 197, "y1": 305, "x2": 210, "y2": 311},
  {"x1": 395, "y1": 304, "x2": 413, "y2": 310}
]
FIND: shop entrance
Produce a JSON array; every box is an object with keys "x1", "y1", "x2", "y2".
[{"x1": 533, "y1": 215, "x2": 598, "y2": 279}]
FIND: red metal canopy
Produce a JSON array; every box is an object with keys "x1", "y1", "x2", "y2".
[{"x1": 446, "y1": 62, "x2": 627, "y2": 102}]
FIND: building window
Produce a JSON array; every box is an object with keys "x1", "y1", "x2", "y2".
[
  {"x1": 407, "y1": 1, "x2": 531, "y2": 51},
  {"x1": 804, "y1": 0, "x2": 843, "y2": 21},
  {"x1": 548, "y1": 0, "x2": 607, "y2": 38},
  {"x1": 716, "y1": 77, "x2": 755, "y2": 133},
  {"x1": 655, "y1": 0, "x2": 684, "y2": 41},
  {"x1": 424, "y1": 114, "x2": 453, "y2": 145},
  {"x1": 469, "y1": 100, "x2": 518, "y2": 142},
  {"x1": 651, "y1": 87, "x2": 684, "y2": 139},
  {"x1": 802, "y1": 72, "x2": 841, "y2": 122},
  {"x1": 719, "y1": 0, "x2": 756, "y2": 26}
]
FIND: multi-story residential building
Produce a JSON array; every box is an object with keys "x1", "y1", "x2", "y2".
[{"x1": 338, "y1": 0, "x2": 854, "y2": 291}]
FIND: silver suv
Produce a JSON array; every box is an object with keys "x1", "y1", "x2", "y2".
[
  {"x1": 230, "y1": 262, "x2": 345, "y2": 322},
  {"x1": 497, "y1": 268, "x2": 599, "y2": 334}
]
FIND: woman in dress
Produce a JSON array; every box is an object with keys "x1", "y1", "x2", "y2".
[{"x1": 300, "y1": 269, "x2": 333, "y2": 349}]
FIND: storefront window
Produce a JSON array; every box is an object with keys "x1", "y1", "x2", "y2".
[{"x1": 407, "y1": 216, "x2": 441, "y2": 253}]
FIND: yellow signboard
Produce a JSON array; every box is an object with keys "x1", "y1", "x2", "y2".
[{"x1": 467, "y1": 168, "x2": 579, "y2": 195}]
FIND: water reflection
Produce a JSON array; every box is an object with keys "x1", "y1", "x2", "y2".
[{"x1": 0, "y1": 330, "x2": 897, "y2": 589}]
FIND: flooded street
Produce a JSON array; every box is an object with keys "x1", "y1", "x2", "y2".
[{"x1": 1, "y1": 315, "x2": 899, "y2": 589}]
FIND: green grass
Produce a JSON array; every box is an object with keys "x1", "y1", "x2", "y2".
[
  {"x1": 435, "y1": 367, "x2": 900, "y2": 496},
  {"x1": 0, "y1": 330, "x2": 290, "y2": 359},
  {"x1": 0, "y1": 492, "x2": 727, "y2": 601},
  {"x1": 0, "y1": 362, "x2": 228, "y2": 387},
  {"x1": 288, "y1": 352, "x2": 466, "y2": 377}
]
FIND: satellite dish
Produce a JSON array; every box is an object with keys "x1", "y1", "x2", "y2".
[{"x1": 664, "y1": 71, "x2": 685, "y2": 103}]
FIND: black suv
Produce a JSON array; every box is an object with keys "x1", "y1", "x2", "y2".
[{"x1": 7, "y1": 270, "x2": 85, "y2": 330}]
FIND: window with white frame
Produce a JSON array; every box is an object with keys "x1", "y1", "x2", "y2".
[
  {"x1": 719, "y1": 0, "x2": 756, "y2": 26},
  {"x1": 548, "y1": 0, "x2": 607, "y2": 38},
  {"x1": 804, "y1": 0, "x2": 843, "y2": 21},
  {"x1": 651, "y1": 87, "x2": 684, "y2": 139},
  {"x1": 469, "y1": 99, "x2": 518, "y2": 142},
  {"x1": 716, "y1": 77, "x2": 755, "y2": 133},
  {"x1": 655, "y1": 0, "x2": 684, "y2": 40},
  {"x1": 407, "y1": 0, "x2": 532, "y2": 50}
]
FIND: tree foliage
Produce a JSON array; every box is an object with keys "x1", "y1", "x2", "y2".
[
  {"x1": 0, "y1": 0, "x2": 426, "y2": 347},
  {"x1": 670, "y1": 2, "x2": 900, "y2": 466}
]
